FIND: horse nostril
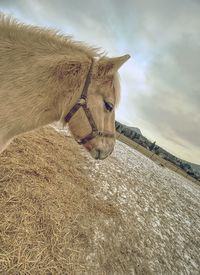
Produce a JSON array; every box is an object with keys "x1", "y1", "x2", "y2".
[{"x1": 96, "y1": 150, "x2": 101, "y2": 159}]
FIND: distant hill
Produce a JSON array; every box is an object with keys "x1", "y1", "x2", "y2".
[
  {"x1": 115, "y1": 121, "x2": 142, "y2": 136},
  {"x1": 115, "y1": 121, "x2": 200, "y2": 182},
  {"x1": 186, "y1": 162, "x2": 200, "y2": 173}
]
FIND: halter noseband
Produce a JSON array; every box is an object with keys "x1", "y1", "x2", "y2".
[{"x1": 64, "y1": 59, "x2": 115, "y2": 145}]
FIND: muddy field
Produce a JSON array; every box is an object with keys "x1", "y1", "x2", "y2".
[{"x1": 0, "y1": 127, "x2": 199, "y2": 274}]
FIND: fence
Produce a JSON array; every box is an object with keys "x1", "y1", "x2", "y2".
[{"x1": 116, "y1": 132, "x2": 199, "y2": 185}]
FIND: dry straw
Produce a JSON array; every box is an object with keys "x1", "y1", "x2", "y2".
[{"x1": 0, "y1": 127, "x2": 136, "y2": 274}]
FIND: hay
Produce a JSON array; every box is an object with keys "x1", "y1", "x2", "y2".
[{"x1": 0, "y1": 127, "x2": 134, "y2": 274}]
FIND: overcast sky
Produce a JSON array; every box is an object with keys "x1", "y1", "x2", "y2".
[{"x1": 1, "y1": 0, "x2": 199, "y2": 163}]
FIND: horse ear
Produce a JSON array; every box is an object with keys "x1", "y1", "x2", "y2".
[
  {"x1": 109, "y1": 54, "x2": 131, "y2": 71},
  {"x1": 97, "y1": 54, "x2": 130, "y2": 77}
]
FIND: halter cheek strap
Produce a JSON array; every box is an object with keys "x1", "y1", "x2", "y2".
[{"x1": 64, "y1": 59, "x2": 114, "y2": 145}]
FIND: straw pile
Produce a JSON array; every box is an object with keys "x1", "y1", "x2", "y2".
[{"x1": 0, "y1": 127, "x2": 135, "y2": 274}]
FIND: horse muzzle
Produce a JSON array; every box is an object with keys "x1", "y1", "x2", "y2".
[
  {"x1": 84, "y1": 140, "x2": 114, "y2": 160},
  {"x1": 90, "y1": 147, "x2": 114, "y2": 160}
]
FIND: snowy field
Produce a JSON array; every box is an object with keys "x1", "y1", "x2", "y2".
[{"x1": 80, "y1": 139, "x2": 200, "y2": 274}]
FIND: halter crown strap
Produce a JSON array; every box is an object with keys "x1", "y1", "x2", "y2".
[{"x1": 65, "y1": 59, "x2": 94, "y2": 123}]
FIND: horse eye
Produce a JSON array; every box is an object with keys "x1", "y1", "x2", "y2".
[{"x1": 104, "y1": 101, "x2": 113, "y2": 112}]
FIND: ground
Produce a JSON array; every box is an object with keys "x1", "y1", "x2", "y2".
[{"x1": 0, "y1": 126, "x2": 199, "y2": 274}]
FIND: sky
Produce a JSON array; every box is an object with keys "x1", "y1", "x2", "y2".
[{"x1": 0, "y1": 0, "x2": 200, "y2": 163}]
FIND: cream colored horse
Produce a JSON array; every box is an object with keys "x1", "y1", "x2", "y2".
[{"x1": 0, "y1": 14, "x2": 130, "y2": 159}]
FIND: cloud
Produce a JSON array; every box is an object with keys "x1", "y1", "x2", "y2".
[
  {"x1": 134, "y1": 31, "x2": 200, "y2": 161},
  {"x1": 135, "y1": 32, "x2": 200, "y2": 128}
]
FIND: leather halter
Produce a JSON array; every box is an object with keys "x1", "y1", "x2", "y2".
[{"x1": 64, "y1": 59, "x2": 115, "y2": 145}]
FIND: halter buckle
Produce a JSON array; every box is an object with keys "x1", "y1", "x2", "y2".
[
  {"x1": 76, "y1": 138, "x2": 82, "y2": 144},
  {"x1": 78, "y1": 98, "x2": 86, "y2": 106}
]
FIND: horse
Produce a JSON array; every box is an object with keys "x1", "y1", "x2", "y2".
[{"x1": 0, "y1": 14, "x2": 130, "y2": 160}]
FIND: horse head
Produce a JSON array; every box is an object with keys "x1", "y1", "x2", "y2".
[{"x1": 66, "y1": 54, "x2": 130, "y2": 160}]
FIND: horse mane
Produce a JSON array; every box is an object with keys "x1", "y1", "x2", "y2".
[
  {"x1": 0, "y1": 13, "x2": 103, "y2": 58},
  {"x1": 0, "y1": 13, "x2": 120, "y2": 105}
]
